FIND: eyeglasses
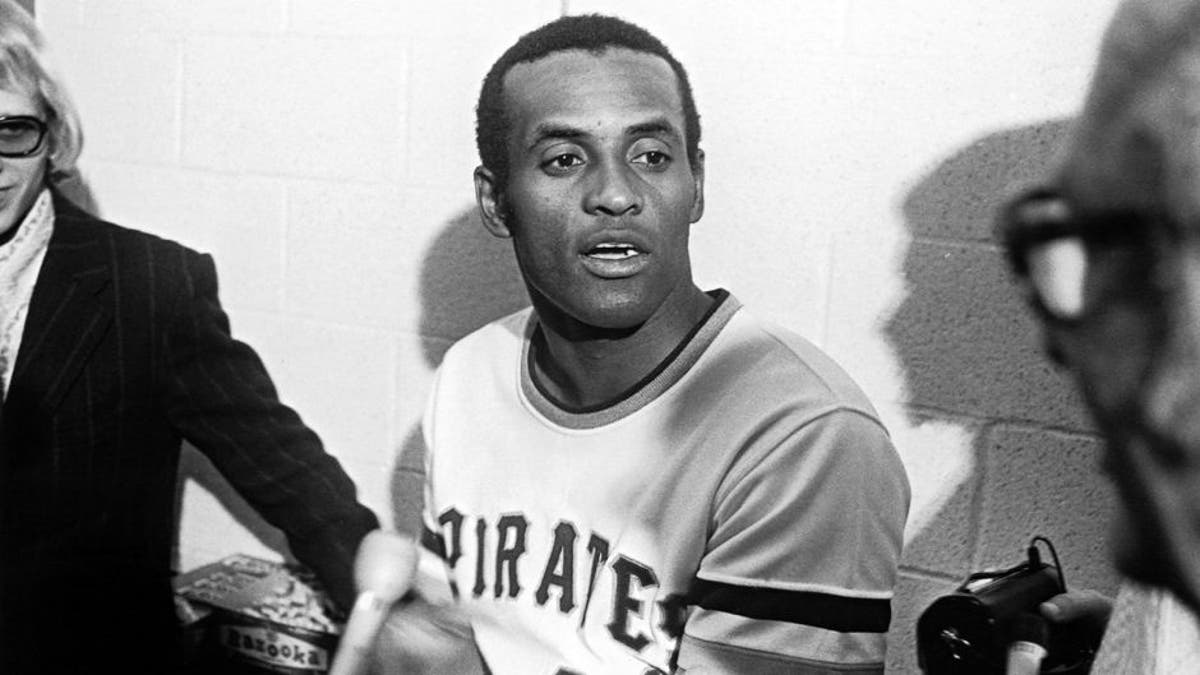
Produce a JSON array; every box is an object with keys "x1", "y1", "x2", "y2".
[
  {"x1": 0, "y1": 115, "x2": 47, "y2": 157},
  {"x1": 999, "y1": 188, "x2": 1164, "y2": 322}
]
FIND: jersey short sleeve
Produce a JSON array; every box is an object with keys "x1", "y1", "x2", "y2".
[{"x1": 677, "y1": 407, "x2": 910, "y2": 673}]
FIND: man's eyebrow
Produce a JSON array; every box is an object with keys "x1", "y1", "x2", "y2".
[
  {"x1": 527, "y1": 123, "x2": 586, "y2": 150},
  {"x1": 526, "y1": 118, "x2": 683, "y2": 150},
  {"x1": 626, "y1": 118, "x2": 681, "y2": 140}
]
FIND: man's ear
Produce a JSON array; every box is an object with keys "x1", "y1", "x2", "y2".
[
  {"x1": 689, "y1": 149, "x2": 705, "y2": 223},
  {"x1": 475, "y1": 166, "x2": 511, "y2": 238}
]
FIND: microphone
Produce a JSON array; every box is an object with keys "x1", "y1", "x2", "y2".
[
  {"x1": 1005, "y1": 612, "x2": 1049, "y2": 675},
  {"x1": 328, "y1": 530, "x2": 420, "y2": 675}
]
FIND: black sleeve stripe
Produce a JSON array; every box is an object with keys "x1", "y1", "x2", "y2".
[
  {"x1": 688, "y1": 579, "x2": 892, "y2": 633},
  {"x1": 421, "y1": 525, "x2": 447, "y2": 560}
]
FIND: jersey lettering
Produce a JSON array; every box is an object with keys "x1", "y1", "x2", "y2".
[
  {"x1": 438, "y1": 508, "x2": 465, "y2": 569},
  {"x1": 607, "y1": 555, "x2": 658, "y2": 651},
  {"x1": 436, "y1": 509, "x2": 670, "y2": 659},
  {"x1": 582, "y1": 532, "x2": 611, "y2": 627},
  {"x1": 472, "y1": 517, "x2": 487, "y2": 597},
  {"x1": 535, "y1": 521, "x2": 577, "y2": 613},
  {"x1": 495, "y1": 514, "x2": 528, "y2": 599}
]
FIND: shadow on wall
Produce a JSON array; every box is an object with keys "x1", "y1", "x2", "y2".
[
  {"x1": 414, "y1": 205, "x2": 529, "y2": 368},
  {"x1": 390, "y1": 204, "x2": 530, "y2": 535},
  {"x1": 882, "y1": 120, "x2": 1121, "y2": 671}
]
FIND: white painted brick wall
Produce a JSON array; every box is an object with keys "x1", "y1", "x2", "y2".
[{"x1": 36, "y1": 2, "x2": 1127, "y2": 672}]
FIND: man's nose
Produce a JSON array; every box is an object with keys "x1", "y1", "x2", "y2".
[{"x1": 584, "y1": 160, "x2": 642, "y2": 217}]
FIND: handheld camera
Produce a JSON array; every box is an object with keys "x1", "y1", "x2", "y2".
[{"x1": 916, "y1": 537, "x2": 1099, "y2": 674}]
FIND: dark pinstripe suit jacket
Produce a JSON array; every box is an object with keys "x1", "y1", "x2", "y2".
[{"x1": 0, "y1": 192, "x2": 379, "y2": 672}]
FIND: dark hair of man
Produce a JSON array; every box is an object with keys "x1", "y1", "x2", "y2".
[{"x1": 476, "y1": 14, "x2": 702, "y2": 193}]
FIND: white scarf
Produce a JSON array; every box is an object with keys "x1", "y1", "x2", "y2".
[{"x1": 0, "y1": 188, "x2": 54, "y2": 402}]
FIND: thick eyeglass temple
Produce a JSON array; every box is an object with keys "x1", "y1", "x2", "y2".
[
  {"x1": 1002, "y1": 191, "x2": 1148, "y2": 270},
  {"x1": 0, "y1": 115, "x2": 47, "y2": 157},
  {"x1": 1000, "y1": 189, "x2": 1074, "y2": 277},
  {"x1": 1001, "y1": 188, "x2": 1161, "y2": 322}
]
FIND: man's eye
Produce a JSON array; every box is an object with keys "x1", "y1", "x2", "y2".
[
  {"x1": 543, "y1": 154, "x2": 583, "y2": 172},
  {"x1": 633, "y1": 150, "x2": 670, "y2": 169}
]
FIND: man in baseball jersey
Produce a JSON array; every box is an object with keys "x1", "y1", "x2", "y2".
[{"x1": 373, "y1": 13, "x2": 910, "y2": 674}]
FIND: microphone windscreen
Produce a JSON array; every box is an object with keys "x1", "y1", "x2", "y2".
[
  {"x1": 355, "y1": 530, "x2": 420, "y2": 604},
  {"x1": 327, "y1": 531, "x2": 421, "y2": 675}
]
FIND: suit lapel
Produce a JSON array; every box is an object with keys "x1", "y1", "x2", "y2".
[{"x1": 10, "y1": 196, "x2": 112, "y2": 413}]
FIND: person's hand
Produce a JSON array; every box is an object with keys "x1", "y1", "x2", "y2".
[
  {"x1": 1038, "y1": 588, "x2": 1113, "y2": 649},
  {"x1": 367, "y1": 595, "x2": 484, "y2": 675},
  {"x1": 1039, "y1": 589, "x2": 1113, "y2": 626}
]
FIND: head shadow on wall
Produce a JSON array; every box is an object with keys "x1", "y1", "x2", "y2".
[
  {"x1": 416, "y1": 205, "x2": 530, "y2": 368},
  {"x1": 884, "y1": 117, "x2": 1120, "y2": 601},
  {"x1": 880, "y1": 119, "x2": 1125, "y2": 672},
  {"x1": 390, "y1": 203, "x2": 530, "y2": 534}
]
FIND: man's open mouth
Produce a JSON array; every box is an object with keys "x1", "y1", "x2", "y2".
[
  {"x1": 586, "y1": 242, "x2": 642, "y2": 259},
  {"x1": 579, "y1": 241, "x2": 650, "y2": 278}
]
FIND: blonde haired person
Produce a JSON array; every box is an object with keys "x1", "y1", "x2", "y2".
[
  {"x1": 0, "y1": 3, "x2": 377, "y2": 672},
  {"x1": 0, "y1": 2, "x2": 79, "y2": 180}
]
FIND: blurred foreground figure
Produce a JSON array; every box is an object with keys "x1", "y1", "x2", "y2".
[
  {"x1": 1000, "y1": 0, "x2": 1200, "y2": 670},
  {"x1": 0, "y1": 2, "x2": 378, "y2": 672},
  {"x1": 368, "y1": 12, "x2": 910, "y2": 675}
]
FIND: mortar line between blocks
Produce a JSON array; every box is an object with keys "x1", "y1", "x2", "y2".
[{"x1": 966, "y1": 421, "x2": 996, "y2": 572}]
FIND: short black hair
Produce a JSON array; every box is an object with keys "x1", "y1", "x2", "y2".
[{"x1": 475, "y1": 14, "x2": 702, "y2": 191}]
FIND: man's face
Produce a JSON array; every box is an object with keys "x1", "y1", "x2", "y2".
[
  {"x1": 475, "y1": 48, "x2": 704, "y2": 331},
  {"x1": 1042, "y1": 56, "x2": 1200, "y2": 611}
]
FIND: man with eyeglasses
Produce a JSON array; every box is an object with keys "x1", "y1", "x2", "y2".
[
  {"x1": 999, "y1": 0, "x2": 1200, "y2": 669},
  {"x1": 0, "y1": 2, "x2": 378, "y2": 673}
]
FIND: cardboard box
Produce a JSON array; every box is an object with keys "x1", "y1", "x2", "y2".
[{"x1": 174, "y1": 554, "x2": 344, "y2": 674}]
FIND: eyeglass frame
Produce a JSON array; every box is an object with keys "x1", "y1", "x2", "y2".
[
  {"x1": 0, "y1": 115, "x2": 48, "y2": 158},
  {"x1": 998, "y1": 187, "x2": 1171, "y2": 323}
]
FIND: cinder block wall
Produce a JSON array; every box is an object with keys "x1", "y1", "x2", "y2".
[{"x1": 37, "y1": 2, "x2": 1124, "y2": 672}]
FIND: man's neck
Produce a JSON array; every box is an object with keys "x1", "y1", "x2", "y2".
[{"x1": 529, "y1": 286, "x2": 715, "y2": 409}]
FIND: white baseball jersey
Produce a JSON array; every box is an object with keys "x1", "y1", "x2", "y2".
[{"x1": 420, "y1": 291, "x2": 910, "y2": 674}]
